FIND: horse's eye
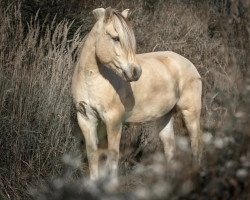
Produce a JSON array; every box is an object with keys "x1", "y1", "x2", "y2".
[{"x1": 112, "y1": 36, "x2": 120, "y2": 42}]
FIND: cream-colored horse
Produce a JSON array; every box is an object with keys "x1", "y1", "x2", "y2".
[{"x1": 72, "y1": 7, "x2": 203, "y2": 180}]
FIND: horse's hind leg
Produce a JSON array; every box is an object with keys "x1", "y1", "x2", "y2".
[
  {"x1": 77, "y1": 112, "x2": 99, "y2": 180},
  {"x1": 181, "y1": 109, "x2": 203, "y2": 163},
  {"x1": 159, "y1": 114, "x2": 175, "y2": 163},
  {"x1": 177, "y1": 79, "x2": 203, "y2": 164}
]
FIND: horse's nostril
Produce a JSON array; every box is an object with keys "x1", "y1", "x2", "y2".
[
  {"x1": 132, "y1": 66, "x2": 142, "y2": 81},
  {"x1": 124, "y1": 64, "x2": 141, "y2": 82},
  {"x1": 133, "y1": 67, "x2": 137, "y2": 77}
]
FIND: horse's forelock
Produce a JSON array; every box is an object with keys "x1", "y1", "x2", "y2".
[{"x1": 110, "y1": 10, "x2": 136, "y2": 55}]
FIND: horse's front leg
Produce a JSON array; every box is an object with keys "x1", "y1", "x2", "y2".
[
  {"x1": 77, "y1": 112, "x2": 98, "y2": 180},
  {"x1": 106, "y1": 119, "x2": 122, "y2": 182}
]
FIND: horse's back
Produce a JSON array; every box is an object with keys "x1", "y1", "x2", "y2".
[{"x1": 136, "y1": 51, "x2": 201, "y2": 80}]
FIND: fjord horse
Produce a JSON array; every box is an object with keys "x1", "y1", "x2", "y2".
[{"x1": 72, "y1": 7, "x2": 203, "y2": 181}]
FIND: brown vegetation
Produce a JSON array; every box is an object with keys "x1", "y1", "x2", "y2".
[{"x1": 0, "y1": 0, "x2": 249, "y2": 199}]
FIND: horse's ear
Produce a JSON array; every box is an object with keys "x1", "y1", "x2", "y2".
[
  {"x1": 104, "y1": 7, "x2": 113, "y2": 23},
  {"x1": 92, "y1": 8, "x2": 105, "y2": 21},
  {"x1": 121, "y1": 9, "x2": 130, "y2": 18}
]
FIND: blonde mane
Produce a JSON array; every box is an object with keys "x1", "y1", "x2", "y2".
[{"x1": 110, "y1": 9, "x2": 136, "y2": 57}]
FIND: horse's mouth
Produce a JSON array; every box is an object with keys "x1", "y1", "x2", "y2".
[
  {"x1": 122, "y1": 71, "x2": 133, "y2": 82},
  {"x1": 113, "y1": 64, "x2": 132, "y2": 82},
  {"x1": 106, "y1": 63, "x2": 135, "y2": 82}
]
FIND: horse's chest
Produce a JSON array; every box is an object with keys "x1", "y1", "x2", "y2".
[{"x1": 82, "y1": 81, "x2": 127, "y2": 113}]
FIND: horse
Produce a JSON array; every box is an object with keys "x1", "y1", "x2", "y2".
[{"x1": 71, "y1": 7, "x2": 203, "y2": 181}]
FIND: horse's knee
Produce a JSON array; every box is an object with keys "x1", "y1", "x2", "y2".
[
  {"x1": 98, "y1": 149, "x2": 119, "y2": 178},
  {"x1": 108, "y1": 150, "x2": 119, "y2": 177}
]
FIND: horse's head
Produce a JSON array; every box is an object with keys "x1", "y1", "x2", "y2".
[{"x1": 92, "y1": 7, "x2": 141, "y2": 82}]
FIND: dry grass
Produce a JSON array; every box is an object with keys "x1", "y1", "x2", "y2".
[
  {"x1": 0, "y1": 0, "x2": 249, "y2": 199},
  {"x1": 0, "y1": 2, "x2": 82, "y2": 199}
]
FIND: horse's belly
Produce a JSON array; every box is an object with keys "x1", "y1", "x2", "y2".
[{"x1": 125, "y1": 92, "x2": 177, "y2": 123}]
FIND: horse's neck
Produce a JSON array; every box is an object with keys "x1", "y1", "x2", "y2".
[{"x1": 78, "y1": 32, "x2": 99, "y2": 77}]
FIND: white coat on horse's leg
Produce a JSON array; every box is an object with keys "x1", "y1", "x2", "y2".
[
  {"x1": 159, "y1": 117, "x2": 175, "y2": 163},
  {"x1": 106, "y1": 121, "x2": 122, "y2": 184},
  {"x1": 77, "y1": 112, "x2": 99, "y2": 180}
]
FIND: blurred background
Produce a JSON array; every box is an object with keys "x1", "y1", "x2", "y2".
[{"x1": 0, "y1": 0, "x2": 249, "y2": 199}]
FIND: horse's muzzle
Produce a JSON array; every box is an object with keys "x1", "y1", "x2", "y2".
[{"x1": 124, "y1": 64, "x2": 142, "y2": 82}]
